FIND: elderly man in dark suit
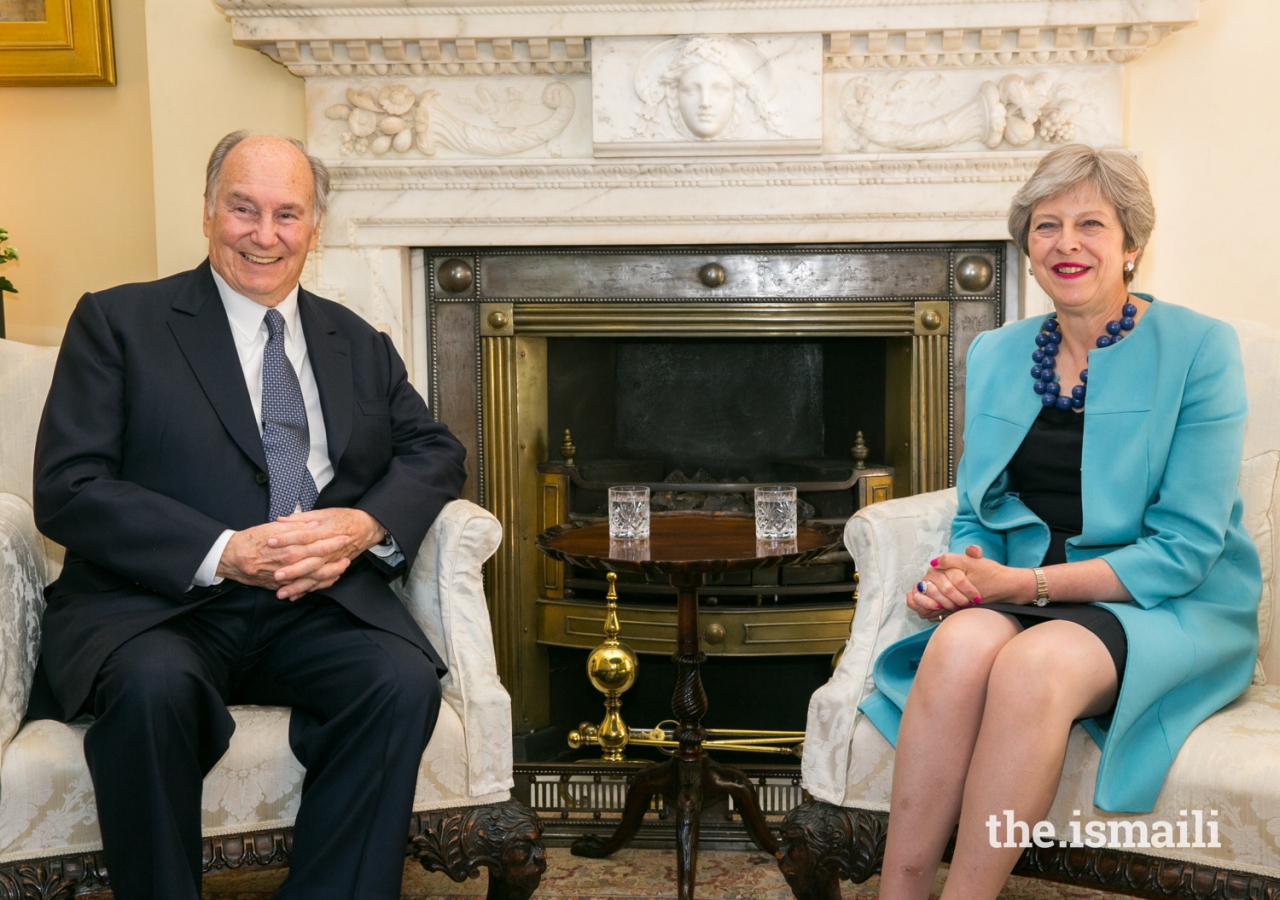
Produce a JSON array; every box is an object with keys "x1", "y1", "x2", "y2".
[{"x1": 30, "y1": 132, "x2": 467, "y2": 899}]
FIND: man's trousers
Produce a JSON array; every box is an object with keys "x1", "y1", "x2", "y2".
[{"x1": 81, "y1": 586, "x2": 442, "y2": 900}]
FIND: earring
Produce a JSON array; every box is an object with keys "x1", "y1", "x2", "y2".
[
  {"x1": 1124, "y1": 261, "x2": 1135, "y2": 273},
  {"x1": 1028, "y1": 267, "x2": 1033, "y2": 276}
]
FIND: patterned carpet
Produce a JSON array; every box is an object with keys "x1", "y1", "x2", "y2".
[{"x1": 199, "y1": 849, "x2": 1135, "y2": 899}]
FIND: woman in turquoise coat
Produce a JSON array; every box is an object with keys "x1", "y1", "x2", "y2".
[{"x1": 863, "y1": 145, "x2": 1262, "y2": 900}]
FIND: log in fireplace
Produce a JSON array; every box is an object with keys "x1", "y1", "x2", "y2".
[{"x1": 427, "y1": 242, "x2": 1005, "y2": 751}]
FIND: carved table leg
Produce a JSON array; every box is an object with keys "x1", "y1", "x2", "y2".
[
  {"x1": 776, "y1": 799, "x2": 888, "y2": 900},
  {"x1": 571, "y1": 758, "x2": 674, "y2": 858},
  {"x1": 674, "y1": 756, "x2": 705, "y2": 900},
  {"x1": 706, "y1": 757, "x2": 778, "y2": 855},
  {"x1": 572, "y1": 569, "x2": 781, "y2": 900},
  {"x1": 669, "y1": 571, "x2": 710, "y2": 900},
  {"x1": 411, "y1": 799, "x2": 547, "y2": 900}
]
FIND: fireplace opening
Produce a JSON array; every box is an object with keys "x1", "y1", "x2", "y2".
[
  {"x1": 426, "y1": 241, "x2": 1004, "y2": 744},
  {"x1": 539, "y1": 334, "x2": 892, "y2": 756},
  {"x1": 549, "y1": 335, "x2": 887, "y2": 525}
]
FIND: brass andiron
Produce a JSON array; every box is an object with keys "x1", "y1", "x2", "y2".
[
  {"x1": 569, "y1": 573, "x2": 806, "y2": 760},
  {"x1": 568, "y1": 573, "x2": 638, "y2": 761}
]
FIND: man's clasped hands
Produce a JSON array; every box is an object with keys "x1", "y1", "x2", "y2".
[{"x1": 216, "y1": 508, "x2": 388, "y2": 601}]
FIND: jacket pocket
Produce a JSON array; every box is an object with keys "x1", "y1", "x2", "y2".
[{"x1": 357, "y1": 397, "x2": 391, "y2": 416}]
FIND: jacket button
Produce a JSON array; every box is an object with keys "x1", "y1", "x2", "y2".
[{"x1": 256, "y1": 472, "x2": 268, "y2": 484}]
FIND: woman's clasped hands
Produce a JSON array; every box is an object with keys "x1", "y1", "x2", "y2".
[{"x1": 905, "y1": 545, "x2": 1034, "y2": 621}]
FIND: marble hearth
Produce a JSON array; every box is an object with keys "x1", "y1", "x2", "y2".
[{"x1": 215, "y1": 0, "x2": 1200, "y2": 738}]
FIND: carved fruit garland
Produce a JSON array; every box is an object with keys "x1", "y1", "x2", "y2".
[
  {"x1": 325, "y1": 83, "x2": 575, "y2": 157},
  {"x1": 840, "y1": 72, "x2": 1081, "y2": 152}
]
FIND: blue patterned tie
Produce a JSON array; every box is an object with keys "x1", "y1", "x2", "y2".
[{"x1": 261, "y1": 308, "x2": 318, "y2": 521}]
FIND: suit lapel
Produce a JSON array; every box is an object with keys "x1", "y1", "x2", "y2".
[
  {"x1": 299, "y1": 290, "x2": 353, "y2": 473},
  {"x1": 168, "y1": 261, "x2": 269, "y2": 473}
]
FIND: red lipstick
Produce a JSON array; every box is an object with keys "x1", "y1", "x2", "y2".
[{"x1": 1051, "y1": 263, "x2": 1090, "y2": 280}]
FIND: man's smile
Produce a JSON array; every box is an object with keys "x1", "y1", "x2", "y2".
[{"x1": 240, "y1": 251, "x2": 282, "y2": 265}]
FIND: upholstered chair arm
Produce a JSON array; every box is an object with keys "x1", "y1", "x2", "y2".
[
  {"x1": 0, "y1": 495, "x2": 50, "y2": 759},
  {"x1": 393, "y1": 499, "x2": 511, "y2": 797},
  {"x1": 801, "y1": 489, "x2": 956, "y2": 804}
]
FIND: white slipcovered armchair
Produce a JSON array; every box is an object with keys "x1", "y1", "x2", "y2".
[
  {"x1": 778, "y1": 318, "x2": 1280, "y2": 900},
  {"x1": 0, "y1": 339, "x2": 545, "y2": 899}
]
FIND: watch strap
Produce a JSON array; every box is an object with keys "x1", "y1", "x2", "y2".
[{"x1": 1032, "y1": 567, "x2": 1050, "y2": 606}]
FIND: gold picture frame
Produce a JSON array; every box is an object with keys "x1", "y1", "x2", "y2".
[{"x1": 0, "y1": 0, "x2": 114, "y2": 86}]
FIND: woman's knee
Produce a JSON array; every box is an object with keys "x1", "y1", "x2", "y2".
[
  {"x1": 916, "y1": 610, "x2": 1020, "y2": 686},
  {"x1": 986, "y1": 625, "x2": 1115, "y2": 719}
]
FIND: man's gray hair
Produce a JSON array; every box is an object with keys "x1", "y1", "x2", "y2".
[
  {"x1": 1007, "y1": 144, "x2": 1155, "y2": 284},
  {"x1": 204, "y1": 130, "x2": 330, "y2": 224}
]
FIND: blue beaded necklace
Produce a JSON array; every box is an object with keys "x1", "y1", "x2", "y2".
[{"x1": 1031, "y1": 302, "x2": 1137, "y2": 410}]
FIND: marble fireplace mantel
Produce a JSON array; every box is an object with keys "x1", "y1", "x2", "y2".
[{"x1": 215, "y1": 0, "x2": 1199, "y2": 378}]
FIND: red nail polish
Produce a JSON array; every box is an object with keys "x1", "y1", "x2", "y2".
[
  {"x1": 973, "y1": 596, "x2": 982, "y2": 605},
  {"x1": 930, "y1": 558, "x2": 939, "y2": 567}
]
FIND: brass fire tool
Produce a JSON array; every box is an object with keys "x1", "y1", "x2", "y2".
[
  {"x1": 569, "y1": 572, "x2": 805, "y2": 760},
  {"x1": 569, "y1": 573, "x2": 639, "y2": 761}
]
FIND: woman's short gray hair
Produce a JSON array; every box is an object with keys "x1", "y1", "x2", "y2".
[
  {"x1": 1007, "y1": 144, "x2": 1155, "y2": 284},
  {"x1": 204, "y1": 130, "x2": 330, "y2": 224}
]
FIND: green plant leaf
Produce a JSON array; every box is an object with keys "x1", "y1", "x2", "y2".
[{"x1": 0, "y1": 276, "x2": 17, "y2": 294}]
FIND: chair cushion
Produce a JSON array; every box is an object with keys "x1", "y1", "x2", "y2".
[
  {"x1": 1241, "y1": 450, "x2": 1279, "y2": 684},
  {"x1": 0, "y1": 497, "x2": 47, "y2": 754},
  {"x1": 1228, "y1": 319, "x2": 1280, "y2": 683},
  {"x1": 0, "y1": 341, "x2": 63, "y2": 584},
  {"x1": 0, "y1": 340, "x2": 58, "y2": 508},
  {"x1": 842, "y1": 683, "x2": 1280, "y2": 876},
  {"x1": 0, "y1": 700, "x2": 508, "y2": 864}
]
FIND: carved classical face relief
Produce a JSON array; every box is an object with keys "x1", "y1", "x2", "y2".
[
  {"x1": 677, "y1": 61, "x2": 737, "y2": 138},
  {"x1": 623, "y1": 35, "x2": 799, "y2": 146}
]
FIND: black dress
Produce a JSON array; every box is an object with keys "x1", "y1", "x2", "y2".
[{"x1": 977, "y1": 405, "x2": 1129, "y2": 683}]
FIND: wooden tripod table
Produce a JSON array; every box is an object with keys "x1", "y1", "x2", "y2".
[{"x1": 536, "y1": 514, "x2": 841, "y2": 900}]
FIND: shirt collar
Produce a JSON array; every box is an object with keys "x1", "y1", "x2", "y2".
[{"x1": 210, "y1": 267, "x2": 302, "y2": 343}]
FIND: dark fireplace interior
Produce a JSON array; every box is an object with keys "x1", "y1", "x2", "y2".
[
  {"x1": 548, "y1": 335, "x2": 889, "y2": 524},
  {"x1": 543, "y1": 335, "x2": 890, "y2": 758}
]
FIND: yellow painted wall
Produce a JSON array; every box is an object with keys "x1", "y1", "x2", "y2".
[
  {"x1": 143, "y1": 0, "x2": 304, "y2": 279},
  {"x1": 1126, "y1": 0, "x2": 1280, "y2": 326},
  {"x1": 0, "y1": 0, "x2": 156, "y2": 346},
  {"x1": 0, "y1": 0, "x2": 305, "y2": 345}
]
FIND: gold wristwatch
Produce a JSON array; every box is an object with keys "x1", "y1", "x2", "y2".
[{"x1": 1032, "y1": 567, "x2": 1050, "y2": 607}]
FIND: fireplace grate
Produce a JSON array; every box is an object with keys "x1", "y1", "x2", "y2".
[{"x1": 514, "y1": 762, "x2": 806, "y2": 849}]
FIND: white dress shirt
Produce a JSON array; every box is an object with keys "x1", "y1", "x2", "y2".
[{"x1": 192, "y1": 270, "x2": 400, "y2": 587}]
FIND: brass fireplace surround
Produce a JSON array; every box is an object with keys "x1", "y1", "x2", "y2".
[{"x1": 426, "y1": 244, "x2": 1004, "y2": 733}]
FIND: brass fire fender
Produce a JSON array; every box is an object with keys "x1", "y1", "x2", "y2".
[
  {"x1": 481, "y1": 335, "x2": 551, "y2": 731},
  {"x1": 479, "y1": 301, "x2": 949, "y2": 733}
]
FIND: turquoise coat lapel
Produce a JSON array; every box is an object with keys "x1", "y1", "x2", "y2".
[{"x1": 956, "y1": 303, "x2": 1160, "y2": 567}]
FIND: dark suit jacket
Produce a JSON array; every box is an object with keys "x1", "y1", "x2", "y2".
[{"x1": 31, "y1": 260, "x2": 467, "y2": 720}]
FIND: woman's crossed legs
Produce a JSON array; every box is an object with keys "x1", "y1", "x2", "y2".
[{"x1": 878, "y1": 608, "x2": 1119, "y2": 900}]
